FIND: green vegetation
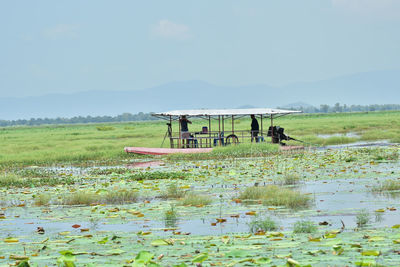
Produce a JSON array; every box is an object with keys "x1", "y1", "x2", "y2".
[
  {"x1": 356, "y1": 209, "x2": 371, "y2": 227},
  {"x1": 162, "y1": 183, "x2": 186, "y2": 199},
  {"x1": 1, "y1": 145, "x2": 400, "y2": 266},
  {"x1": 63, "y1": 191, "x2": 99, "y2": 206},
  {"x1": 0, "y1": 110, "x2": 399, "y2": 169},
  {"x1": 104, "y1": 188, "x2": 138, "y2": 204},
  {"x1": 249, "y1": 216, "x2": 278, "y2": 232},
  {"x1": 96, "y1": 126, "x2": 115, "y2": 131},
  {"x1": 282, "y1": 173, "x2": 301, "y2": 185},
  {"x1": 34, "y1": 193, "x2": 51, "y2": 206},
  {"x1": 168, "y1": 142, "x2": 279, "y2": 160},
  {"x1": 371, "y1": 180, "x2": 400, "y2": 192},
  {"x1": 125, "y1": 171, "x2": 188, "y2": 181},
  {"x1": 88, "y1": 167, "x2": 134, "y2": 175},
  {"x1": 0, "y1": 172, "x2": 74, "y2": 188},
  {"x1": 164, "y1": 205, "x2": 179, "y2": 228},
  {"x1": 238, "y1": 185, "x2": 311, "y2": 209},
  {"x1": 180, "y1": 193, "x2": 212, "y2": 206},
  {"x1": 293, "y1": 220, "x2": 318, "y2": 233}
]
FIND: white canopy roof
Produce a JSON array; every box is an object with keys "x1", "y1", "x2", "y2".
[{"x1": 153, "y1": 108, "x2": 301, "y2": 117}]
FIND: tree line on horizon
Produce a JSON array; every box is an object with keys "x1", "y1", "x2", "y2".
[
  {"x1": 1, "y1": 104, "x2": 400, "y2": 127},
  {"x1": 279, "y1": 103, "x2": 400, "y2": 114}
]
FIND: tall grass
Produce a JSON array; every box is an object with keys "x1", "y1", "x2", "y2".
[
  {"x1": 371, "y1": 180, "x2": 400, "y2": 192},
  {"x1": 293, "y1": 220, "x2": 317, "y2": 233},
  {"x1": 104, "y1": 188, "x2": 138, "y2": 204},
  {"x1": 162, "y1": 183, "x2": 186, "y2": 199},
  {"x1": 180, "y1": 193, "x2": 212, "y2": 206},
  {"x1": 249, "y1": 216, "x2": 278, "y2": 232},
  {"x1": 238, "y1": 185, "x2": 311, "y2": 209},
  {"x1": 168, "y1": 143, "x2": 279, "y2": 160},
  {"x1": 63, "y1": 191, "x2": 99, "y2": 205},
  {"x1": 0, "y1": 172, "x2": 74, "y2": 187}
]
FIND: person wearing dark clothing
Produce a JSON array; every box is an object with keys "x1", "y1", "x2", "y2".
[
  {"x1": 179, "y1": 115, "x2": 192, "y2": 147},
  {"x1": 250, "y1": 114, "x2": 259, "y2": 142}
]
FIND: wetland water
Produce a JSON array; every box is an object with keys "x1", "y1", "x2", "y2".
[{"x1": 1, "y1": 145, "x2": 400, "y2": 266}]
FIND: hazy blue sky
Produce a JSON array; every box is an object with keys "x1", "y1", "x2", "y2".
[{"x1": 1, "y1": 0, "x2": 400, "y2": 97}]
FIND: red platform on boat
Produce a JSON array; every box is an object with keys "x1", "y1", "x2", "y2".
[{"x1": 124, "y1": 147, "x2": 213, "y2": 155}]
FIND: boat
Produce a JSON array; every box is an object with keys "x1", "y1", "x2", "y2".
[{"x1": 124, "y1": 146, "x2": 213, "y2": 155}]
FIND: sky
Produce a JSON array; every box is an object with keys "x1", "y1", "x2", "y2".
[{"x1": 1, "y1": 0, "x2": 400, "y2": 98}]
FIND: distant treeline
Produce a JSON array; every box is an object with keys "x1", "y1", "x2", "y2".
[
  {"x1": 0, "y1": 112, "x2": 157, "y2": 127},
  {"x1": 279, "y1": 103, "x2": 400, "y2": 114},
  {"x1": 1, "y1": 104, "x2": 400, "y2": 127}
]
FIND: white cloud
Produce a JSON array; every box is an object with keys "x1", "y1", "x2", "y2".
[
  {"x1": 152, "y1": 20, "x2": 191, "y2": 40},
  {"x1": 42, "y1": 24, "x2": 79, "y2": 40},
  {"x1": 332, "y1": 0, "x2": 400, "y2": 19}
]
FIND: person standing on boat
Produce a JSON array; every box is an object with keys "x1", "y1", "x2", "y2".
[
  {"x1": 179, "y1": 115, "x2": 192, "y2": 147},
  {"x1": 250, "y1": 114, "x2": 259, "y2": 142}
]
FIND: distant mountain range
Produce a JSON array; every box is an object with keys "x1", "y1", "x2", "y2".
[{"x1": 1, "y1": 70, "x2": 399, "y2": 120}]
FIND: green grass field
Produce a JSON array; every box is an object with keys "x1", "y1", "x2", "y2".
[{"x1": 1, "y1": 110, "x2": 399, "y2": 168}]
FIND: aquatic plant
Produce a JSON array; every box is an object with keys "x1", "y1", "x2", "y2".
[
  {"x1": 238, "y1": 185, "x2": 311, "y2": 209},
  {"x1": 63, "y1": 191, "x2": 99, "y2": 205},
  {"x1": 0, "y1": 173, "x2": 22, "y2": 187},
  {"x1": 89, "y1": 167, "x2": 132, "y2": 175},
  {"x1": 180, "y1": 193, "x2": 212, "y2": 206},
  {"x1": 126, "y1": 171, "x2": 188, "y2": 181},
  {"x1": 167, "y1": 143, "x2": 280, "y2": 160},
  {"x1": 17, "y1": 168, "x2": 57, "y2": 178},
  {"x1": 293, "y1": 220, "x2": 317, "y2": 233},
  {"x1": 371, "y1": 180, "x2": 400, "y2": 192},
  {"x1": 34, "y1": 193, "x2": 51, "y2": 206},
  {"x1": 162, "y1": 183, "x2": 185, "y2": 199},
  {"x1": 356, "y1": 209, "x2": 371, "y2": 227},
  {"x1": 0, "y1": 172, "x2": 74, "y2": 188},
  {"x1": 164, "y1": 205, "x2": 178, "y2": 228},
  {"x1": 282, "y1": 173, "x2": 301, "y2": 185},
  {"x1": 249, "y1": 216, "x2": 278, "y2": 232},
  {"x1": 104, "y1": 188, "x2": 138, "y2": 204},
  {"x1": 237, "y1": 186, "x2": 266, "y2": 200}
]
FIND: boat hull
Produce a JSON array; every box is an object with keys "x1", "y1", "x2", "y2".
[{"x1": 124, "y1": 147, "x2": 213, "y2": 155}]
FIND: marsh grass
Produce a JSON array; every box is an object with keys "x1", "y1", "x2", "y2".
[
  {"x1": 63, "y1": 191, "x2": 99, "y2": 205},
  {"x1": 164, "y1": 205, "x2": 178, "y2": 228},
  {"x1": 282, "y1": 173, "x2": 301, "y2": 185},
  {"x1": 34, "y1": 193, "x2": 51, "y2": 206},
  {"x1": 0, "y1": 172, "x2": 74, "y2": 188},
  {"x1": 89, "y1": 167, "x2": 133, "y2": 175},
  {"x1": 17, "y1": 168, "x2": 57, "y2": 178},
  {"x1": 162, "y1": 183, "x2": 185, "y2": 199},
  {"x1": 371, "y1": 180, "x2": 400, "y2": 192},
  {"x1": 293, "y1": 220, "x2": 317, "y2": 233},
  {"x1": 249, "y1": 216, "x2": 278, "y2": 233},
  {"x1": 180, "y1": 193, "x2": 212, "y2": 206},
  {"x1": 238, "y1": 185, "x2": 311, "y2": 209},
  {"x1": 0, "y1": 173, "x2": 23, "y2": 187},
  {"x1": 96, "y1": 126, "x2": 115, "y2": 131},
  {"x1": 372, "y1": 151, "x2": 399, "y2": 161},
  {"x1": 126, "y1": 171, "x2": 188, "y2": 181},
  {"x1": 104, "y1": 188, "x2": 138, "y2": 204},
  {"x1": 167, "y1": 143, "x2": 280, "y2": 160},
  {"x1": 356, "y1": 209, "x2": 371, "y2": 227}
]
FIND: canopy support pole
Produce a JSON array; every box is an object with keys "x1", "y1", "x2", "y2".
[
  {"x1": 169, "y1": 116, "x2": 173, "y2": 148},
  {"x1": 208, "y1": 116, "x2": 211, "y2": 148},
  {"x1": 218, "y1": 115, "x2": 222, "y2": 146},
  {"x1": 260, "y1": 114, "x2": 263, "y2": 139},
  {"x1": 270, "y1": 114, "x2": 274, "y2": 143},
  {"x1": 232, "y1": 115, "x2": 234, "y2": 134},
  {"x1": 178, "y1": 116, "x2": 181, "y2": 148}
]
